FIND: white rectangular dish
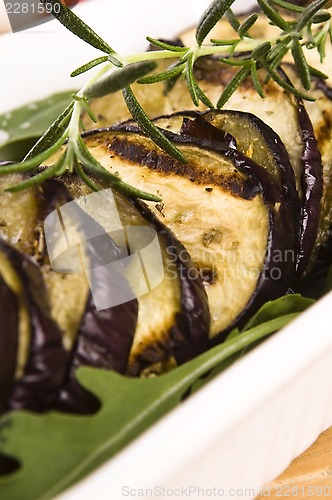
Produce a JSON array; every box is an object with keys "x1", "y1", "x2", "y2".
[{"x1": 1, "y1": 1, "x2": 332, "y2": 498}]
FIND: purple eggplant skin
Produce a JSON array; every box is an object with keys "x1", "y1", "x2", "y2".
[
  {"x1": 134, "y1": 199, "x2": 210, "y2": 364},
  {"x1": 176, "y1": 113, "x2": 237, "y2": 150},
  {"x1": 0, "y1": 277, "x2": 19, "y2": 414},
  {"x1": 55, "y1": 294, "x2": 138, "y2": 414},
  {"x1": 3, "y1": 244, "x2": 67, "y2": 413},
  {"x1": 296, "y1": 101, "x2": 324, "y2": 277},
  {"x1": 0, "y1": 454, "x2": 20, "y2": 476},
  {"x1": 274, "y1": 67, "x2": 324, "y2": 277},
  {"x1": 0, "y1": 239, "x2": 67, "y2": 413}
]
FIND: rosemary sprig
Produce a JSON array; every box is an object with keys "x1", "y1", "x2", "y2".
[{"x1": 4, "y1": 0, "x2": 332, "y2": 197}]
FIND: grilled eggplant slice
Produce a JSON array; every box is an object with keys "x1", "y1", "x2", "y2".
[
  {"x1": 59, "y1": 177, "x2": 210, "y2": 376},
  {"x1": 0, "y1": 175, "x2": 91, "y2": 351},
  {"x1": 152, "y1": 108, "x2": 323, "y2": 276},
  {"x1": 0, "y1": 168, "x2": 40, "y2": 255},
  {"x1": 0, "y1": 168, "x2": 208, "y2": 384},
  {"x1": 0, "y1": 178, "x2": 138, "y2": 412},
  {"x1": 0, "y1": 238, "x2": 66, "y2": 413},
  {"x1": 151, "y1": 110, "x2": 300, "y2": 224},
  {"x1": 295, "y1": 100, "x2": 323, "y2": 276},
  {"x1": 130, "y1": 198, "x2": 210, "y2": 373},
  {"x1": 36, "y1": 180, "x2": 92, "y2": 351},
  {"x1": 77, "y1": 126, "x2": 295, "y2": 341}
]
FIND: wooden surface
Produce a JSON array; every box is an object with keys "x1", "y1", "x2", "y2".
[{"x1": 257, "y1": 427, "x2": 332, "y2": 498}]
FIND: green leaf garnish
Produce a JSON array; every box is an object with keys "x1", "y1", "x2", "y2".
[
  {"x1": 185, "y1": 57, "x2": 214, "y2": 108},
  {"x1": 0, "y1": 92, "x2": 74, "y2": 161}
]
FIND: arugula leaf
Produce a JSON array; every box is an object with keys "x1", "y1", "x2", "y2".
[
  {"x1": 184, "y1": 294, "x2": 315, "y2": 397},
  {"x1": 0, "y1": 92, "x2": 75, "y2": 161},
  {"x1": 0, "y1": 304, "x2": 310, "y2": 499},
  {"x1": 196, "y1": 0, "x2": 237, "y2": 46}
]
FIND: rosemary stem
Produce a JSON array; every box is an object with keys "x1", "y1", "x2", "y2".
[
  {"x1": 125, "y1": 50, "x2": 185, "y2": 63},
  {"x1": 123, "y1": 37, "x2": 285, "y2": 64}
]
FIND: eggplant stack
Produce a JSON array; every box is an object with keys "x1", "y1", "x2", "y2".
[{"x1": 1, "y1": 12, "x2": 332, "y2": 416}]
